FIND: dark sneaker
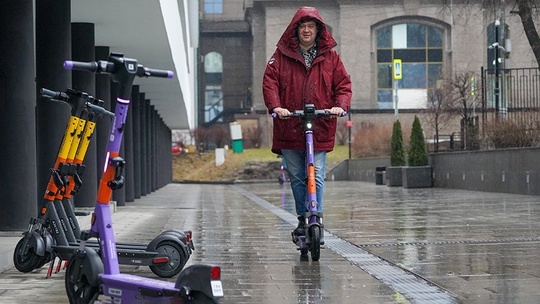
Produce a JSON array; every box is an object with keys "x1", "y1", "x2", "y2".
[{"x1": 292, "y1": 217, "x2": 305, "y2": 236}]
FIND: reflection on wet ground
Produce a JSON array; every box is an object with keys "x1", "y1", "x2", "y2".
[
  {"x1": 245, "y1": 181, "x2": 540, "y2": 303},
  {"x1": 3, "y1": 181, "x2": 540, "y2": 303}
]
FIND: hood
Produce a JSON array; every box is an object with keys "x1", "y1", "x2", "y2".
[{"x1": 276, "y1": 6, "x2": 337, "y2": 57}]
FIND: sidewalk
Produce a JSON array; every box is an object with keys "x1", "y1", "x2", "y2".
[{"x1": 1, "y1": 181, "x2": 540, "y2": 303}]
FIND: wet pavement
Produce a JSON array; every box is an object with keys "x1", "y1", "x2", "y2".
[{"x1": 1, "y1": 181, "x2": 540, "y2": 303}]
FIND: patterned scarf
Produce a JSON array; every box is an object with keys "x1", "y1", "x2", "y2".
[{"x1": 299, "y1": 43, "x2": 317, "y2": 69}]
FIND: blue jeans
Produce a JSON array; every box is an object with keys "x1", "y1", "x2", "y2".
[{"x1": 281, "y1": 149, "x2": 326, "y2": 217}]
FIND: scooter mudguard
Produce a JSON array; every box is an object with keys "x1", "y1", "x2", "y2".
[
  {"x1": 42, "y1": 230, "x2": 54, "y2": 254},
  {"x1": 70, "y1": 247, "x2": 104, "y2": 287},
  {"x1": 147, "y1": 232, "x2": 189, "y2": 256},
  {"x1": 160, "y1": 229, "x2": 193, "y2": 252},
  {"x1": 22, "y1": 231, "x2": 46, "y2": 257},
  {"x1": 175, "y1": 264, "x2": 223, "y2": 300}
]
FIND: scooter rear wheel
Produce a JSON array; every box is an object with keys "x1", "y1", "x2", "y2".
[
  {"x1": 309, "y1": 226, "x2": 320, "y2": 262},
  {"x1": 13, "y1": 237, "x2": 42, "y2": 273},
  {"x1": 149, "y1": 240, "x2": 185, "y2": 278}
]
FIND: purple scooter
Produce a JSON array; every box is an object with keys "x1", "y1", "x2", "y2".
[
  {"x1": 63, "y1": 52, "x2": 223, "y2": 303},
  {"x1": 273, "y1": 104, "x2": 345, "y2": 261}
]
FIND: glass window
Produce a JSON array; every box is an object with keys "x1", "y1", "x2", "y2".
[
  {"x1": 407, "y1": 24, "x2": 426, "y2": 48},
  {"x1": 204, "y1": 52, "x2": 223, "y2": 73},
  {"x1": 428, "y1": 27, "x2": 443, "y2": 47},
  {"x1": 402, "y1": 64, "x2": 426, "y2": 88},
  {"x1": 378, "y1": 64, "x2": 393, "y2": 89},
  {"x1": 394, "y1": 49, "x2": 426, "y2": 62},
  {"x1": 428, "y1": 64, "x2": 443, "y2": 88},
  {"x1": 377, "y1": 27, "x2": 392, "y2": 48},
  {"x1": 204, "y1": 0, "x2": 223, "y2": 14},
  {"x1": 375, "y1": 21, "x2": 445, "y2": 109},
  {"x1": 377, "y1": 50, "x2": 392, "y2": 63}
]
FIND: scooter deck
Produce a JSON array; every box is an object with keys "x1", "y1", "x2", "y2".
[{"x1": 100, "y1": 273, "x2": 178, "y2": 299}]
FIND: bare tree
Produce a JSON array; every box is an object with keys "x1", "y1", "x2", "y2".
[
  {"x1": 442, "y1": 0, "x2": 540, "y2": 69},
  {"x1": 446, "y1": 71, "x2": 481, "y2": 149},
  {"x1": 424, "y1": 82, "x2": 457, "y2": 151}
]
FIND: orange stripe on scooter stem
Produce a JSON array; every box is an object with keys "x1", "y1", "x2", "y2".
[
  {"x1": 96, "y1": 151, "x2": 119, "y2": 204},
  {"x1": 307, "y1": 164, "x2": 316, "y2": 195},
  {"x1": 62, "y1": 120, "x2": 95, "y2": 200},
  {"x1": 56, "y1": 117, "x2": 87, "y2": 200},
  {"x1": 43, "y1": 116, "x2": 79, "y2": 201}
]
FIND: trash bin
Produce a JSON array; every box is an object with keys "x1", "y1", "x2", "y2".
[
  {"x1": 375, "y1": 166, "x2": 386, "y2": 185},
  {"x1": 230, "y1": 122, "x2": 244, "y2": 153}
]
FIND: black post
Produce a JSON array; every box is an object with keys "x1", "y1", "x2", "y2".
[
  {"x1": 494, "y1": 20, "x2": 500, "y2": 119},
  {"x1": 0, "y1": 0, "x2": 37, "y2": 230},
  {"x1": 71, "y1": 22, "x2": 97, "y2": 208},
  {"x1": 35, "y1": 0, "x2": 72, "y2": 212}
]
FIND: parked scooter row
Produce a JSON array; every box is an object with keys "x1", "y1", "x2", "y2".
[
  {"x1": 13, "y1": 87, "x2": 193, "y2": 278},
  {"x1": 14, "y1": 52, "x2": 223, "y2": 303}
]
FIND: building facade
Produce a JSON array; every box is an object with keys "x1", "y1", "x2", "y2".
[{"x1": 200, "y1": 0, "x2": 539, "y2": 147}]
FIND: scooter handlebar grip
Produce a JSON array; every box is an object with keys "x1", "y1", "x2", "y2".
[
  {"x1": 40, "y1": 88, "x2": 58, "y2": 98},
  {"x1": 141, "y1": 67, "x2": 174, "y2": 78},
  {"x1": 40, "y1": 88, "x2": 69, "y2": 102},
  {"x1": 64, "y1": 60, "x2": 98, "y2": 72}
]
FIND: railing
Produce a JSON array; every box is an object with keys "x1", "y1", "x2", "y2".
[{"x1": 482, "y1": 67, "x2": 540, "y2": 122}]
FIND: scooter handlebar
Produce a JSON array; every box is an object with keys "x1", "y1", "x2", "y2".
[
  {"x1": 139, "y1": 66, "x2": 174, "y2": 78},
  {"x1": 271, "y1": 110, "x2": 347, "y2": 118},
  {"x1": 64, "y1": 60, "x2": 174, "y2": 79},
  {"x1": 40, "y1": 88, "x2": 69, "y2": 102},
  {"x1": 86, "y1": 102, "x2": 115, "y2": 118},
  {"x1": 64, "y1": 60, "x2": 101, "y2": 73}
]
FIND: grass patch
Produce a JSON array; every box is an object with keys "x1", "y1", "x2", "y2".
[{"x1": 172, "y1": 145, "x2": 350, "y2": 182}]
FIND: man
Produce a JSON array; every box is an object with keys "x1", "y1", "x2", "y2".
[{"x1": 263, "y1": 6, "x2": 352, "y2": 237}]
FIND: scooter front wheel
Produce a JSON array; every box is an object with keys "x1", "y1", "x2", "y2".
[
  {"x1": 65, "y1": 250, "x2": 101, "y2": 304},
  {"x1": 309, "y1": 226, "x2": 321, "y2": 262},
  {"x1": 13, "y1": 237, "x2": 42, "y2": 272}
]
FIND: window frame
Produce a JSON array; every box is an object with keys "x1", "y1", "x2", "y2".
[{"x1": 373, "y1": 17, "x2": 450, "y2": 110}]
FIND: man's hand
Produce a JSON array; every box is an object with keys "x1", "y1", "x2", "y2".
[
  {"x1": 326, "y1": 107, "x2": 345, "y2": 116},
  {"x1": 273, "y1": 107, "x2": 291, "y2": 119}
]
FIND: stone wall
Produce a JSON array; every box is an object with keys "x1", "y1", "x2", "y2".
[{"x1": 330, "y1": 148, "x2": 540, "y2": 196}]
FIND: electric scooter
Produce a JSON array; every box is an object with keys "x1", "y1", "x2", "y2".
[
  {"x1": 273, "y1": 104, "x2": 345, "y2": 261},
  {"x1": 14, "y1": 88, "x2": 193, "y2": 278},
  {"x1": 14, "y1": 89, "x2": 98, "y2": 273},
  {"x1": 63, "y1": 52, "x2": 223, "y2": 303},
  {"x1": 45, "y1": 88, "x2": 193, "y2": 278}
]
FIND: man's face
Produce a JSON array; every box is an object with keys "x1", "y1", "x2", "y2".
[{"x1": 298, "y1": 20, "x2": 318, "y2": 48}]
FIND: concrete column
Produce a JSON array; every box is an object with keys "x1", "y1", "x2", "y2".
[
  {"x1": 71, "y1": 22, "x2": 97, "y2": 208},
  {"x1": 0, "y1": 0, "x2": 37, "y2": 230},
  {"x1": 131, "y1": 86, "x2": 142, "y2": 199},
  {"x1": 149, "y1": 104, "x2": 156, "y2": 192},
  {"x1": 35, "y1": 0, "x2": 72, "y2": 211},
  {"x1": 139, "y1": 94, "x2": 148, "y2": 196},
  {"x1": 124, "y1": 88, "x2": 135, "y2": 202}
]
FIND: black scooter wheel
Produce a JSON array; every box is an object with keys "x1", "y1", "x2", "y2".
[
  {"x1": 35, "y1": 252, "x2": 52, "y2": 269},
  {"x1": 149, "y1": 240, "x2": 185, "y2": 278},
  {"x1": 13, "y1": 237, "x2": 42, "y2": 273},
  {"x1": 65, "y1": 250, "x2": 100, "y2": 304},
  {"x1": 310, "y1": 226, "x2": 321, "y2": 262}
]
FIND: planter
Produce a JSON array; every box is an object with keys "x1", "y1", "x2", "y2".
[
  {"x1": 402, "y1": 166, "x2": 433, "y2": 188},
  {"x1": 386, "y1": 166, "x2": 403, "y2": 187}
]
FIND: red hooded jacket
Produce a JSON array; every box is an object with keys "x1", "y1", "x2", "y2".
[{"x1": 263, "y1": 6, "x2": 352, "y2": 154}]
